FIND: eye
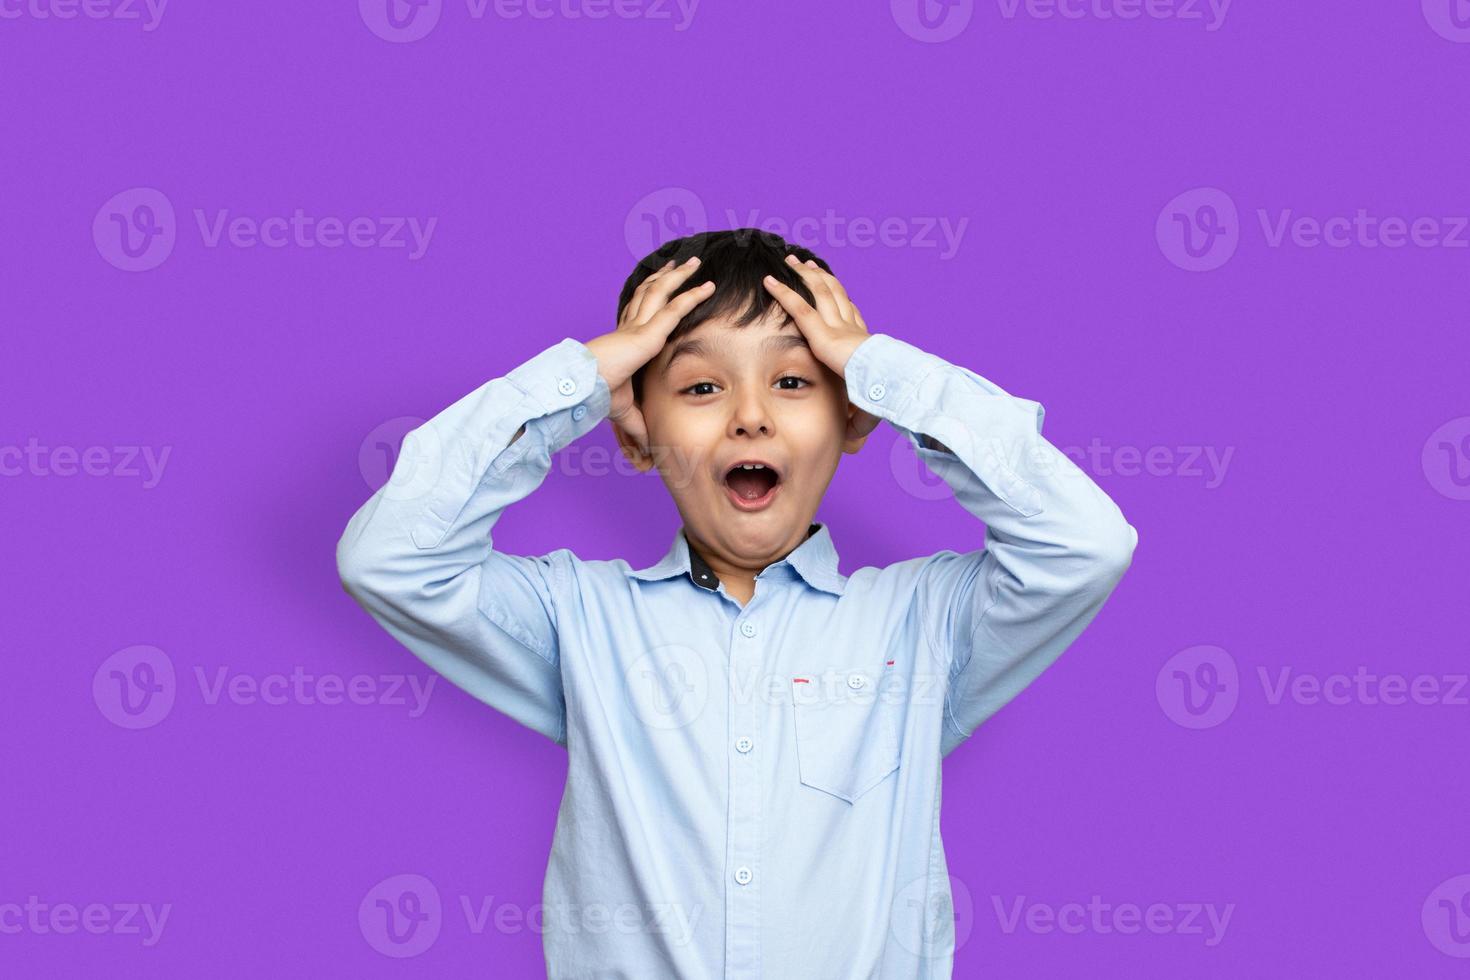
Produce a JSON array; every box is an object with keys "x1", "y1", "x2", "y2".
[
  {"x1": 776, "y1": 375, "x2": 813, "y2": 390},
  {"x1": 680, "y1": 381, "x2": 720, "y2": 397}
]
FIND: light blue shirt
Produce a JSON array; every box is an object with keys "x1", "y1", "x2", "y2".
[{"x1": 336, "y1": 332, "x2": 1137, "y2": 979}]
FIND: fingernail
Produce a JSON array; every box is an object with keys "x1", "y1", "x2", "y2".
[
  {"x1": 686, "y1": 256, "x2": 701, "y2": 266},
  {"x1": 784, "y1": 254, "x2": 798, "y2": 265}
]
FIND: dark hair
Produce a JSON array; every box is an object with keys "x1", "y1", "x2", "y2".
[{"x1": 617, "y1": 229, "x2": 832, "y2": 402}]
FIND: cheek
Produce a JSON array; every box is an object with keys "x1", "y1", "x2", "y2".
[{"x1": 643, "y1": 406, "x2": 716, "y2": 481}]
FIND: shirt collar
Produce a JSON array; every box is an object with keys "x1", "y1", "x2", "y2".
[{"x1": 628, "y1": 522, "x2": 846, "y2": 596}]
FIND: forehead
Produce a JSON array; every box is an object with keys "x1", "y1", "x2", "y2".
[{"x1": 657, "y1": 312, "x2": 809, "y2": 375}]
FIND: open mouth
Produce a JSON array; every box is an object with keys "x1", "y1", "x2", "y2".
[{"x1": 723, "y1": 461, "x2": 782, "y2": 509}]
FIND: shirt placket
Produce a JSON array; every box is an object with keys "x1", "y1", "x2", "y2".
[{"x1": 725, "y1": 591, "x2": 765, "y2": 977}]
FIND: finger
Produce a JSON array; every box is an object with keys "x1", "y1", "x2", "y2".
[
  {"x1": 761, "y1": 274, "x2": 824, "y2": 337},
  {"x1": 635, "y1": 256, "x2": 704, "y2": 325},
  {"x1": 814, "y1": 265, "x2": 858, "y2": 326},
  {"x1": 641, "y1": 279, "x2": 716, "y2": 340},
  {"x1": 623, "y1": 259, "x2": 676, "y2": 326},
  {"x1": 783, "y1": 254, "x2": 843, "y2": 324}
]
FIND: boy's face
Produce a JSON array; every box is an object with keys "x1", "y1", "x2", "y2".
[{"x1": 614, "y1": 309, "x2": 869, "y2": 570}]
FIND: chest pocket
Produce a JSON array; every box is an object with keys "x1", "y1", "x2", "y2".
[{"x1": 790, "y1": 660, "x2": 902, "y2": 804}]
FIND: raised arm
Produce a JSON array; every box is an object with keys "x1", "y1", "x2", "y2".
[
  {"x1": 335, "y1": 338, "x2": 610, "y2": 744},
  {"x1": 842, "y1": 334, "x2": 1137, "y2": 757},
  {"x1": 336, "y1": 257, "x2": 716, "y2": 745},
  {"x1": 763, "y1": 257, "x2": 1137, "y2": 759}
]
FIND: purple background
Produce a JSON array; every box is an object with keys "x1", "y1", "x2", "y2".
[{"x1": 4, "y1": 1, "x2": 1469, "y2": 975}]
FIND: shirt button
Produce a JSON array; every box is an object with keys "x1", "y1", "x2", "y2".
[
  {"x1": 571, "y1": 405, "x2": 587, "y2": 421},
  {"x1": 734, "y1": 866, "x2": 753, "y2": 885},
  {"x1": 740, "y1": 621, "x2": 757, "y2": 638},
  {"x1": 847, "y1": 673, "x2": 867, "y2": 690},
  {"x1": 868, "y1": 382, "x2": 887, "y2": 401},
  {"x1": 557, "y1": 377, "x2": 577, "y2": 396},
  {"x1": 735, "y1": 736, "x2": 753, "y2": 753}
]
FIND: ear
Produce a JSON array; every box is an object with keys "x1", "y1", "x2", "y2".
[
  {"x1": 841, "y1": 400, "x2": 877, "y2": 455},
  {"x1": 610, "y1": 410, "x2": 658, "y2": 473}
]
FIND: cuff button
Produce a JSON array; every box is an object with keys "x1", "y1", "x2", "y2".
[
  {"x1": 867, "y1": 383, "x2": 887, "y2": 401},
  {"x1": 557, "y1": 378, "x2": 577, "y2": 396}
]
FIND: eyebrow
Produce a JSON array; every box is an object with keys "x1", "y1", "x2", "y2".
[{"x1": 662, "y1": 328, "x2": 810, "y2": 378}]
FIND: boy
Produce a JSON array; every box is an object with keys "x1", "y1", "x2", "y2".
[{"x1": 336, "y1": 230, "x2": 1137, "y2": 978}]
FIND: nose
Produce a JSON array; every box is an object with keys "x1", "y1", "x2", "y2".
[{"x1": 727, "y1": 385, "x2": 774, "y2": 438}]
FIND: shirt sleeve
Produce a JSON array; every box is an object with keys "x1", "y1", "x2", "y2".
[
  {"x1": 335, "y1": 337, "x2": 611, "y2": 747},
  {"x1": 842, "y1": 333, "x2": 1138, "y2": 759}
]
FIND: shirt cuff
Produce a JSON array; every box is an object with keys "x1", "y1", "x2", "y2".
[{"x1": 504, "y1": 337, "x2": 612, "y2": 457}]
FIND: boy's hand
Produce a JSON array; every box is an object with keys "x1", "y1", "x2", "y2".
[
  {"x1": 585, "y1": 256, "x2": 715, "y2": 456},
  {"x1": 762, "y1": 256, "x2": 881, "y2": 439}
]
